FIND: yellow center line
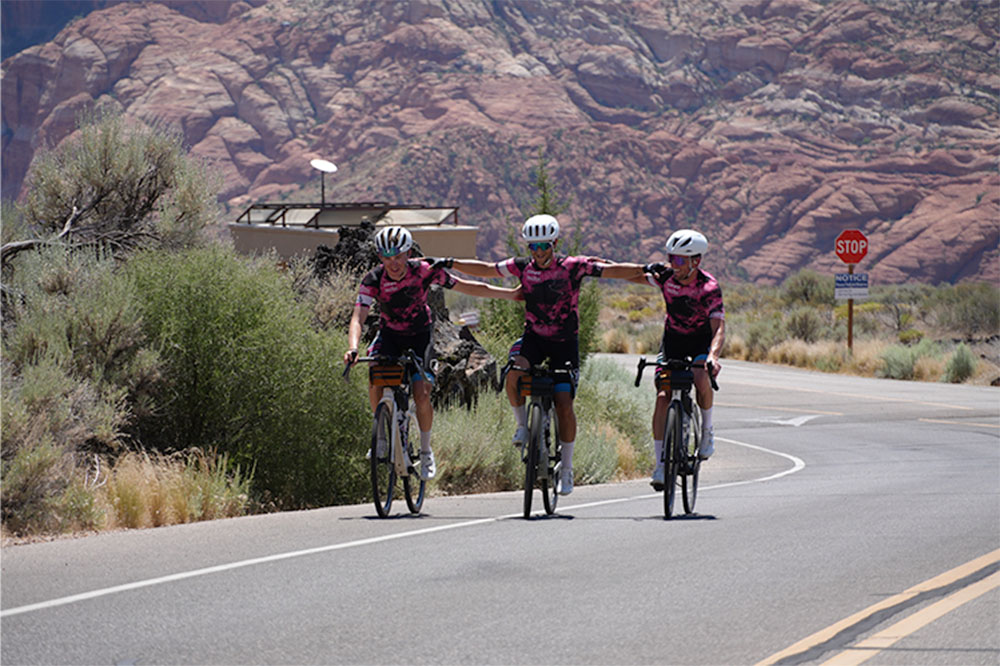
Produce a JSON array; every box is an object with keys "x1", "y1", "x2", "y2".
[
  {"x1": 727, "y1": 381, "x2": 974, "y2": 411},
  {"x1": 919, "y1": 418, "x2": 1000, "y2": 429},
  {"x1": 819, "y1": 570, "x2": 1000, "y2": 666},
  {"x1": 754, "y1": 548, "x2": 1000, "y2": 666}
]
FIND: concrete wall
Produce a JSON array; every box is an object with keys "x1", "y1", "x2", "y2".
[{"x1": 228, "y1": 224, "x2": 479, "y2": 260}]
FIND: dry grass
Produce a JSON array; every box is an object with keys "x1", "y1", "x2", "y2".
[{"x1": 101, "y1": 450, "x2": 250, "y2": 530}]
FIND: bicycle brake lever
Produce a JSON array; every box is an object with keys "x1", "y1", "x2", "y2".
[
  {"x1": 634, "y1": 356, "x2": 647, "y2": 387},
  {"x1": 707, "y1": 362, "x2": 719, "y2": 391}
]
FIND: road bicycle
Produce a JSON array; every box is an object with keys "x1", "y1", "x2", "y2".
[
  {"x1": 513, "y1": 362, "x2": 571, "y2": 519},
  {"x1": 345, "y1": 349, "x2": 427, "y2": 518},
  {"x1": 634, "y1": 356, "x2": 718, "y2": 519}
]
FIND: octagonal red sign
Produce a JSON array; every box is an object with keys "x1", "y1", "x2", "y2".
[{"x1": 835, "y1": 229, "x2": 868, "y2": 264}]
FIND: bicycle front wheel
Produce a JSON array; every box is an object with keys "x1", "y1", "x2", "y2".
[
  {"x1": 403, "y1": 407, "x2": 425, "y2": 514},
  {"x1": 371, "y1": 402, "x2": 395, "y2": 518},
  {"x1": 663, "y1": 403, "x2": 682, "y2": 520},
  {"x1": 523, "y1": 402, "x2": 543, "y2": 519},
  {"x1": 541, "y1": 405, "x2": 558, "y2": 515},
  {"x1": 682, "y1": 407, "x2": 702, "y2": 514}
]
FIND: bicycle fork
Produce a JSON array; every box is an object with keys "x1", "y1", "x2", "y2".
[{"x1": 381, "y1": 389, "x2": 413, "y2": 478}]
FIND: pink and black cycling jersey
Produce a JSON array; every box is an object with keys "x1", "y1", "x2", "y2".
[
  {"x1": 357, "y1": 260, "x2": 457, "y2": 334},
  {"x1": 646, "y1": 268, "x2": 725, "y2": 337},
  {"x1": 497, "y1": 255, "x2": 604, "y2": 340}
]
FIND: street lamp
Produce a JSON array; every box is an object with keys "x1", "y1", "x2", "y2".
[{"x1": 310, "y1": 158, "x2": 337, "y2": 206}]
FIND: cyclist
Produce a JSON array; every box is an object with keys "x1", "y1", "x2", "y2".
[
  {"x1": 432, "y1": 214, "x2": 640, "y2": 495},
  {"x1": 630, "y1": 229, "x2": 724, "y2": 489},
  {"x1": 344, "y1": 226, "x2": 523, "y2": 481}
]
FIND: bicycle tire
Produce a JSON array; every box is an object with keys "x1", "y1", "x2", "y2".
[
  {"x1": 663, "y1": 403, "x2": 682, "y2": 519},
  {"x1": 682, "y1": 407, "x2": 702, "y2": 514},
  {"x1": 541, "y1": 405, "x2": 558, "y2": 515},
  {"x1": 523, "y1": 402, "x2": 542, "y2": 519},
  {"x1": 402, "y1": 406, "x2": 425, "y2": 514},
  {"x1": 371, "y1": 402, "x2": 395, "y2": 518}
]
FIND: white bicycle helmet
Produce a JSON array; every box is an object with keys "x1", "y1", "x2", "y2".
[
  {"x1": 664, "y1": 229, "x2": 708, "y2": 256},
  {"x1": 521, "y1": 214, "x2": 560, "y2": 242},
  {"x1": 374, "y1": 226, "x2": 413, "y2": 256}
]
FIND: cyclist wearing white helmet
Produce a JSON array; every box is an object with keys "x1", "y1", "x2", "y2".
[
  {"x1": 630, "y1": 229, "x2": 725, "y2": 487},
  {"x1": 429, "y1": 214, "x2": 640, "y2": 496},
  {"x1": 345, "y1": 225, "x2": 523, "y2": 480}
]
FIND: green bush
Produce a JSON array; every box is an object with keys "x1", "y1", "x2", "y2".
[
  {"x1": 878, "y1": 345, "x2": 916, "y2": 379},
  {"x1": 127, "y1": 245, "x2": 372, "y2": 509},
  {"x1": 786, "y1": 306, "x2": 827, "y2": 343},
  {"x1": 782, "y1": 269, "x2": 834, "y2": 307},
  {"x1": 930, "y1": 282, "x2": 1000, "y2": 338},
  {"x1": 943, "y1": 343, "x2": 977, "y2": 383},
  {"x1": 743, "y1": 316, "x2": 787, "y2": 361}
]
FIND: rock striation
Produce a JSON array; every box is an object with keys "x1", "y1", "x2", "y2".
[{"x1": 2, "y1": 0, "x2": 997, "y2": 285}]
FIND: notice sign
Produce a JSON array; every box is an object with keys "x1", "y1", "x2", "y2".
[{"x1": 835, "y1": 273, "x2": 869, "y2": 300}]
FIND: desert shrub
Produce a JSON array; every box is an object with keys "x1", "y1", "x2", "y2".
[
  {"x1": 782, "y1": 269, "x2": 834, "y2": 307},
  {"x1": 898, "y1": 329, "x2": 925, "y2": 345},
  {"x1": 602, "y1": 326, "x2": 631, "y2": 353},
  {"x1": 127, "y1": 245, "x2": 371, "y2": 509},
  {"x1": 930, "y1": 282, "x2": 1000, "y2": 338},
  {"x1": 743, "y1": 316, "x2": 787, "y2": 361},
  {"x1": 102, "y1": 449, "x2": 250, "y2": 529},
  {"x1": 878, "y1": 339, "x2": 940, "y2": 380},
  {"x1": 786, "y1": 306, "x2": 827, "y2": 343},
  {"x1": 16, "y1": 109, "x2": 216, "y2": 259},
  {"x1": 943, "y1": 343, "x2": 977, "y2": 383},
  {"x1": 634, "y1": 323, "x2": 665, "y2": 354}
]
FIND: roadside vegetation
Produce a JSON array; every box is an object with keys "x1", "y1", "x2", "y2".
[{"x1": 2, "y1": 113, "x2": 997, "y2": 541}]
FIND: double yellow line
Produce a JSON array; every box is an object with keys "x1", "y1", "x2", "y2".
[{"x1": 756, "y1": 548, "x2": 1000, "y2": 666}]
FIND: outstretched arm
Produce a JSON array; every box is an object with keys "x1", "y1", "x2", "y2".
[
  {"x1": 431, "y1": 257, "x2": 503, "y2": 279},
  {"x1": 452, "y1": 276, "x2": 523, "y2": 301},
  {"x1": 598, "y1": 262, "x2": 645, "y2": 281},
  {"x1": 344, "y1": 303, "x2": 369, "y2": 365}
]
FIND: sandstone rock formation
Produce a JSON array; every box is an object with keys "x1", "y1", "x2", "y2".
[{"x1": 2, "y1": 0, "x2": 997, "y2": 285}]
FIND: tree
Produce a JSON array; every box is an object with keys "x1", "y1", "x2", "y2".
[{"x1": 2, "y1": 109, "x2": 217, "y2": 269}]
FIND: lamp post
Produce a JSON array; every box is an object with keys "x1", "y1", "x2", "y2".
[{"x1": 310, "y1": 158, "x2": 337, "y2": 206}]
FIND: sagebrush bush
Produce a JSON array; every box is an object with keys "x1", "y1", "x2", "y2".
[
  {"x1": 943, "y1": 343, "x2": 977, "y2": 383},
  {"x1": 127, "y1": 245, "x2": 372, "y2": 509}
]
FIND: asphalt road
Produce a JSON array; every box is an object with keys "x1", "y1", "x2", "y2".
[{"x1": 2, "y1": 357, "x2": 998, "y2": 665}]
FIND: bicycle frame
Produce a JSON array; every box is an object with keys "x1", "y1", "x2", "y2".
[
  {"x1": 512, "y1": 362, "x2": 571, "y2": 518},
  {"x1": 635, "y1": 356, "x2": 718, "y2": 518},
  {"x1": 345, "y1": 349, "x2": 428, "y2": 517}
]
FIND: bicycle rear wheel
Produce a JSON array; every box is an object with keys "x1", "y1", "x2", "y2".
[
  {"x1": 682, "y1": 407, "x2": 702, "y2": 514},
  {"x1": 663, "y1": 403, "x2": 682, "y2": 519},
  {"x1": 523, "y1": 402, "x2": 542, "y2": 519},
  {"x1": 541, "y1": 405, "x2": 558, "y2": 515},
  {"x1": 371, "y1": 402, "x2": 395, "y2": 518},
  {"x1": 402, "y1": 407, "x2": 425, "y2": 514}
]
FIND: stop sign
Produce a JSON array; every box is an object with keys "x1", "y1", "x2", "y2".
[{"x1": 835, "y1": 229, "x2": 868, "y2": 264}]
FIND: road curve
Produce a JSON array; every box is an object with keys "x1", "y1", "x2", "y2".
[{"x1": 2, "y1": 358, "x2": 997, "y2": 665}]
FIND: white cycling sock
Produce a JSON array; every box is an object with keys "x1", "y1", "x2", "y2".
[
  {"x1": 653, "y1": 439, "x2": 664, "y2": 465},
  {"x1": 420, "y1": 430, "x2": 432, "y2": 453},
  {"x1": 701, "y1": 406, "x2": 713, "y2": 431},
  {"x1": 513, "y1": 404, "x2": 527, "y2": 427},
  {"x1": 560, "y1": 440, "x2": 574, "y2": 468}
]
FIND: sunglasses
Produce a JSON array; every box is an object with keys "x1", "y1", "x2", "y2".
[
  {"x1": 378, "y1": 248, "x2": 404, "y2": 258},
  {"x1": 669, "y1": 254, "x2": 689, "y2": 266},
  {"x1": 528, "y1": 242, "x2": 552, "y2": 252}
]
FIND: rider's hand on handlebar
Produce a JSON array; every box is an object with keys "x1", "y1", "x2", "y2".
[{"x1": 343, "y1": 349, "x2": 358, "y2": 366}]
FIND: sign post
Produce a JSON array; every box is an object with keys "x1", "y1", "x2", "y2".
[{"x1": 835, "y1": 229, "x2": 869, "y2": 352}]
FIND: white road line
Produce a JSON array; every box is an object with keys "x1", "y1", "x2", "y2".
[{"x1": 1, "y1": 436, "x2": 802, "y2": 618}]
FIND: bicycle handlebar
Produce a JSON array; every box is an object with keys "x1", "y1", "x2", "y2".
[
  {"x1": 342, "y1": 349, "x2": 428, "y2": 382},
  {"x1": 634, "y1": 356, "x2": 719, "y2": 392}
]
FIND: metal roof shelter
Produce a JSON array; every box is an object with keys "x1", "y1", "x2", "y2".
[{"x1": 229, "y1": 202, "x2": 477, "y2": 260}]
